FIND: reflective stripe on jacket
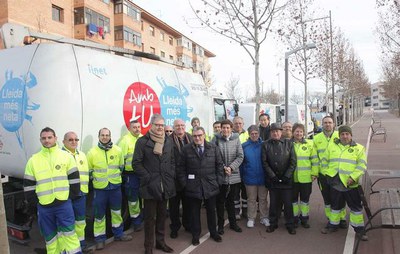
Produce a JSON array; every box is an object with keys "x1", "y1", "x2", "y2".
[
  {"x1": 324, "y1": 140, "x2": 367, "y2": 188},
  {"x1": 24, "y1": 145, "x2": 79, "y2": 205},
  {"x1": 293, "y1": 139, "x2": 319, "y2": 183},
  {"x1": 118, "y1": 133, "x2": 142, "y2": 172},
  {"x1": 313, "y1": 131, "x2": 339, "y2": 175},
  {"x1": 62, "y1": 146, "x2": 90, "y2": 194},
  {"x1": 87, "y1": 145, "x2": 124, "y2": 189}
]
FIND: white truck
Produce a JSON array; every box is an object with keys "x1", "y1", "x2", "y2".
[
  {"x1": 0, "y1": 23, "x2": 237, "y2": 243},
  {"x1": 281, "y1": 104, "x2": 314, "y2": 137},
  {"x1": 238, "y1": 103, "x2": 283, "y2": 129}
]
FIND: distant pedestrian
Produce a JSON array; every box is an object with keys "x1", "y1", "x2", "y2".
[
  {"x1": 259, "y1": 113, "x2": 271, "y2": 141},
  {"x1": 282, "y1": 121, "x2": 293, "y2": 139}
]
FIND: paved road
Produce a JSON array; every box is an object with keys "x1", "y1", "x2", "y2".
[{"x1": 9, "y1": 109, "x2": 400, "y2": 254}]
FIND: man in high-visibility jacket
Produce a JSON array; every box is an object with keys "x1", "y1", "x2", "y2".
[
  {"x1": 24, "y1": 127, "x2": 82, "y2": 254},
  {"x1": 292, "y1": 123, "x2": 319, "y2": 228},
  {"x1": 87, "y1": 128, "x2": 132, "y2": 250},
  {"x1": 313, "y1": 115, "x2": 347, "y2": 231},
  {"x1": 322, "y1": 125, "x2": 368, "y2": 241},
  {"x1": 118, "y1": 120, "x2": 143, "y2": 232},
  {"x1": 62, "y1": 131, "x2": 90, "y2": 252}
]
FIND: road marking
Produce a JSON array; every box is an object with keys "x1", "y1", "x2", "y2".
[
  {"x1": 180, "y1": 220, "x2": 229, "y2": 254},
  {"x1": 342, "y1": 114, "x2": 371, "y2": 254}
]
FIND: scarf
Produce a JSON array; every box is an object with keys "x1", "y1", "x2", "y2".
[
  {"x1": 98, "y1": 141, "x2": 113, "y2": 151},
  {"x1": 173, "y1": 133, "x2": 191, "y2": 153},
  {"x1": 149, "y1": 128, "x2": 165, "y2": 155}
]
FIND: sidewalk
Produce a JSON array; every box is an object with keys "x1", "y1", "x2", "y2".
[{"x1": 351, "y1": 109, "x2": 400, "y2": 254}]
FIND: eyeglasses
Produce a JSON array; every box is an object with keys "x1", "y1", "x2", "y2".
[
  {"x1": 154, "y1": 124, "x2": 165, "y2": 128},
  {"x1": 192, "y1": 134, "x2": 204, "y2": 138},
  {"x1": 68, "y1": 138, "x2": 79, "y2": 142},
  {"x1": 165, "y1": 130, "x2": 173, "y2": 133}
]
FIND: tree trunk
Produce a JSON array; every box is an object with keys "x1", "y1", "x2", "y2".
[{"x1": 253, "y1": 0, "x2": 261, "y2": 123}]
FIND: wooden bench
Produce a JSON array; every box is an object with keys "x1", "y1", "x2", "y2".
[
  {"x1": 354, "y1": 171, "x2": 400, "y2": 253},
  {"x1": 370, "y1": 124, "x2": 386, "y2": 143},
  {"x1": 372, "y1": 117, "x2": 382, "y2": 127}
]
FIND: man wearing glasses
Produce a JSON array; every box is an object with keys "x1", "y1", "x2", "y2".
[
  {"x1": 178, "y1": 126, "x2": 224, "y2": 246},
  {"x1": 168, "y1": 119, "x2": 193, "y2": 239},
  {"x1": 62, "y1": 131, "x2": 91, "y2": 253},
  {"x1": 133, "y1": 114, "x2": 176, "y2": 254},
  {"x1": 87, "y1": 128, "x2": 132, "y2": 250}
]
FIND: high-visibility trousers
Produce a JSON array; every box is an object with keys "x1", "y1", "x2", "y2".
[
  {"x1": 72, "y1": 195, "x2": 87, "y2": 248},
  {"x1": 318, "y1": 174, "x2": 347, "y2": 221},
  {"x1": 123, "y1": 174, "x2": 142, "y2": 225},
  {"x1": 93, "y1": 188, "x2": 123, "y2": 242},
  {"x1": 329, "y1": 187, "x2": 364, "y2": 232},
  {"x1": 37, "y1": 199, "x2": 81, "y2": 254},
  {"x1": 292, "y1": 182, "x2": 312, "y2": 222}
]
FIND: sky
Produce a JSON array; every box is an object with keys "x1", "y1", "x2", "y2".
[{"x1": 133, "y1": 0, "x2": 380, "y2": 101}]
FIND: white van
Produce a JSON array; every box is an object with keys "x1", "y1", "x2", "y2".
[
  {"x1": 238, "y1": 103, "x2": 282, "y2": 129},
  {"x1": 281, "y1": 104, "x2": 314, "y2": 137}
]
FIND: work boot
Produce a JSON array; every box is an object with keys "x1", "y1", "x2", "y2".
[
  {"x1": 339, "y1": 220, "x2": 348, "y2": 229},
  {"x1": 287, "y1": 227, "x2": 296, "y2": 235},
  {"x1": 356, "y1": 232, "x2": 369, "y2": 241},
  {"x1": 96, "y1": 241, "x2": 105, "y2": 250},
  {"x1": 301, "y1": 221, "x2": 310, "y2": 229},
  {"x1": 321, "y1": 226, "x2": 338, "y2": 234},
  {"x1": 115, "y1": 234, "x2": 133, "y2": 241},
  {"x1": 133, "y1": 223, "x2": 144, "y2": 232}
]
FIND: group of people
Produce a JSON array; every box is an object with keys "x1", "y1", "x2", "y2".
[{"x1": 23, "y1": 112, "x2": 368, "y2": 254}]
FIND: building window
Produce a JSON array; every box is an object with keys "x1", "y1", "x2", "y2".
[
  {"x1": 150, "y1": 47, "x2": 155, "y2": 54},
  {"x1": 141, "y1": 21, "x2": 144, "y2": 31},
  {"x1": 52, "y1": 5, "x2": 64, "y2": 23},
  {"x1": 169, "y1": 55, "x2": 174, "y2": 61},
  {"x1": 169, "y1": 36, "x2": 173, "y2": 46},
  {"x1": 115, "y1": 26, "x2": 142, "y2": 45},
  {"x1": 149, "y1": 26, "x2": 155, "y2": 36},
  {"x1": 161, "y1": 51, "x2": 165, "y2": 58},
  {"x1": 75, "y1": 7, "x2": 111, "y2": 33},
  {"x1": 177, "y1": 37, "x2": 192, "y2": 51},
  {"x1": 372, "y1": 88, "x2": 378, "y2": 92},
  {"x1": 160, "y1": 32, "x2": 165, "y2": 41},
  {"x1": 373, "y1": 96, "x2": 378, "y2": 99}
]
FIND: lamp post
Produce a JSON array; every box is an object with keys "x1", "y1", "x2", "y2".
[
  {"x1": 303, "y1": 11, "x2": 335, "y2": 124},
  {"x1": 284, "y1": 42, "x2": 317, "y2": 127}
]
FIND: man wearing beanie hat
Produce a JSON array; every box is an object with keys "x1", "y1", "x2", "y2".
[
  {"x1": 322, "y1": 125, "x2": 368, "y2": 241},
  {"x1": 314, "y1": 115, "x2": 347, "y2": 233}
]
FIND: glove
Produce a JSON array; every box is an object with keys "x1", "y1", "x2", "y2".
[
  {"x1": 271, "y1": 176, "x2": 279, "y2": 183},
  {"x1": 281, "y1": 176, "x2": 291, "y2": 184}
]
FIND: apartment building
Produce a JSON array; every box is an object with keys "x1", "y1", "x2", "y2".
[
  {"x1": 0, "y1": 0, "x2": 214, "y2": 79},
  {"x1": 371, "y1": 82, "x2": 391, "y2": 109}
]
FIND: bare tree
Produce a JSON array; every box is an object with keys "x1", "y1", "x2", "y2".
[
  {"x1": 376, "y1": 0, "x2": 400, "y2": 57},
  {"x1": 290, "y1": 93, "x2": 303, "y2": 104},
  {"x1": 308, "y1": 91, "x2": 326, "y2": 108},
  {"x1": 188, "y1": 0, "x2": 288, "y2": 117},
  {"x1": 248, "y1": 89, "x2": 282, "y2": 104},
  {"x1": 381, "y1": 54, "x2": 400, "y2": 100},
  {"x1": 224, "y1": 75, "x2": 243, "y2": 101}
]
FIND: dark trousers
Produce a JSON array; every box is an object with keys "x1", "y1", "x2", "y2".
[
  {"x1": 169, "y1": 189, "x2": 191, "y2": 232},
  {"x1": 234, "y1": 182, "x2": 248, "y2": 216},
  {"x1": 216, "y1": 183, "x2": 240, "y2": 228},
  {"x1": 143, "y1": 199, "x2": 167, "y2": 250},
  {"x1": 188, "y1": 195, "x2": 217, "y2": 239},
  {"x1": 269, "y1": 188, "x2": 294, "y2": 228},
  {"x1": 318, "y1": 174, "x2": 331, "y2": 206},
  {"x1": 292, "y1": 182, "x2": 312, "y2": 222}
]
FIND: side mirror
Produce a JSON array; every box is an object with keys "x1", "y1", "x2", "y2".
[{"x1": 280, "y1": 109, "x2": 285, "y2": 116}]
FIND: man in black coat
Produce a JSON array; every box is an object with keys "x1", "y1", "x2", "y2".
[
  {"x1": 177, "y1": 126, "x2": 224, "y2": 246},
  {"x1": 169, "y1": 119, "x2": 193, "y2": 239},
  {"x1": 133, "y1": 114, "x2": 176, "y2": 254},
  {"x1": 262, "y1": 123, "x2": 297, "y2": 235}
]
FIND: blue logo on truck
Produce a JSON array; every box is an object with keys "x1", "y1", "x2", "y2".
[
  {"x1": 157, "y1": 77, "x2": 192, "y2": 127},
  {"x1": 0, "y1": 71, "x2": 40, "y2": 147}
]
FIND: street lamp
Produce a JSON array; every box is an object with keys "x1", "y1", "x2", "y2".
[
  {"x1": 284, "y1": 42, "x2": 317, "y2": 129},
  {"x1": 303, "y1": 11, "x2": 335, "y2": 124}
]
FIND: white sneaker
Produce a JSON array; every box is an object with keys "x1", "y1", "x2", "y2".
[
  {"x1": 247, "y1": 220, "x2": 255, "y2": 228},
  {"x1": 260, "y1": 218, "x2": 270, "y2": 226}
]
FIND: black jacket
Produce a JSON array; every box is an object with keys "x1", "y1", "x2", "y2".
[
  {"x1": 262, "y1": 138, "x2": 296, "y2": 189},
  {"x1": 133, "y1": 133, "x2": 176, "y2": 200},
  {"x1": 170, "y1": 132, "x2": 193, "y2": 191},
  {"x1": 259, "y1": 125, "x2": 271, "y2": 141},
  {"x1": 177, "y1": 141, "x2": 224, "y2": 200}
]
